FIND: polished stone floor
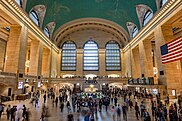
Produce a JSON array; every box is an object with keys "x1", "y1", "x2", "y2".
[{"x1": 0, "y1": 95, "x2": 160, "y2": 121}]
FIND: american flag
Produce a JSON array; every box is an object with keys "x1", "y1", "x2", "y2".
[{"x1": 160, "y1": 36, "x2": 182, "y2": 64}]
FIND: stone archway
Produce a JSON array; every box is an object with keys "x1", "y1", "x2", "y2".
[{"x1": 0, "y1": 82, "x2": 14, "y2": 97}]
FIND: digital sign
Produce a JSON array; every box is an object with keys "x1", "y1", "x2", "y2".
[
  {"x1": 37, "y1": 82, "x2": 41, "y2": 87},
  {"x1": 18, "y1": 82, "x2": 23, "y2": 89}
]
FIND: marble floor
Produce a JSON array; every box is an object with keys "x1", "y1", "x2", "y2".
[{"x1": 0, "y1": 95, "x2": 157, "y2": 121}]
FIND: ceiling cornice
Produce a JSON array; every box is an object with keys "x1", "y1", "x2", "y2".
[
  {"x1": 0, "y1": 0, "x2": 59, "y2": 53},
  {"x1": 123, "y1": 0, "x2": 181, "y2": 52},
  {"x1": 53, "y1": 18, "x2": 130, "y2": 48}
]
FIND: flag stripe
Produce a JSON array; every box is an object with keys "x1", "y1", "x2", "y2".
[
  {"x1": 161, "y1": 36, "x2": 182, "y2": 64},
  {"x1": 162, "y1": 52, "x2": 182, "y2": 60},
  {"x1": 162, "y1": 55, "x2": 182, "y2": 64},
  {"x1": 168, "y1": 40, "x2": 182, "y2": 49},
  {"x1": 168, "y1": 43, "x2": 182, "y2": 52}
]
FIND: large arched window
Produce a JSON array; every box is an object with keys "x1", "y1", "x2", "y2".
[
  {"x1": 84, "y1": 40, "x2": 99, "y2": 71},
  {"x1": 143, "y1": 10, "x2": 153, "y2": 26},
  {"x1": 44, "y1": 27, "x2": 50, "y2": 38},
  {"x1": 61, "y1": 41, "x2": 76, "y2": 71},
  {"x1": 160, "y1": 0, "x2": 168, "y2": 8},
  {"x1": 15, "y1": 0, "x2": 23, "y2": 7},
  {"x1": 106, "y1": 41, "x2": 121, "y2": 71},
  {"x1": 29, "y1": 10, "x2": 40, "y2": 26},
  {"x1": 132, "y1": 26, "x2": 138, "y2": 38}
]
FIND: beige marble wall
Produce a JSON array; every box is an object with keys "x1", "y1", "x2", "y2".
[
  {"x1": 139, "y1": 38, "x2": 154, "y2": 77},
  {"x1": 132, "y1": 46, "x2": 141, "y2": 78},
  {"x1": 153, "y1": 27, "x2": 166, "y2": 85},
  {"x1": 29, "y1": 40, "x2": 43, "y2": 77},
  {"x1": 0, "y1": 39, "x2": 6, "y2": 71},
  {"x1": 99, "y1": 49, "x2": 106, "y2": 76},
  {"x1": 51, "y1": 50, "x2": 58, "y2": 77},
  {"x1": 76, "y1": 49, "x2": 83, "y2": 76},
  {"x1": 124, "y1": 49, "x2": 132, "y2": 77},
  {"x1": 152, "y1": 25, "x2": 182, "y2": 96},
  {"x1": 161, "y1": 25, "x2": 182, "y2": 96},
  {"x1": 42, "y1": 48, "x2": 50, "y2": 77},
  {"x1": 4, "y1": 25, "x2": 28, "y2": 74}
]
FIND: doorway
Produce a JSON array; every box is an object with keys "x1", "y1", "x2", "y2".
[
  {"x1": 31, "y1": 86, "x2": 34, "y2": 92},
  {"x1": 8, "y1": 88, "x2": 11, "y2": 96}
]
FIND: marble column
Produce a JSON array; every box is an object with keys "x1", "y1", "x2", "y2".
[
  {"x1": 76, "y1": 49, "x2": 83, "y2": 76},
  {"x1": 29, "y1": 40, "x2": 43, "y2": 77},
  {"x1": 4, "y1": 25, "x2": 28, "y2": 74},
  {"x1": 154, "y1": 25, "x2": 181, "y2": 96},
  {"x1": 139, "y1": 39, "x2": 154, "y2": 78},
  {"x1": 42, "y1": 48, "x2": 50, "y2": 77},
  {"x1": 99, "y1": 49, "x2": 106, "y2": 76},
  {"x1": 131, "y1": 46, "x2": 141, "y2": 78}
]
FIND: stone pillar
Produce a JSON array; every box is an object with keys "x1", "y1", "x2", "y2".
[
  {"x1": 0, "y1": 39, "x2": 6, "y2": 71},
  {"x1": 124, "y1": 48, "x2": 132, "y2": 77},
  {"x1": 99, "y1": 49, "x2": 106, "y2": 76},
  {"x1": 76, "y1": 49, "x2": 83, "y2": 76},
  {"x1": 121, "y1": 50, "x2": 125, "y2": 76},
  {"x1": 180, "y1": 60, "x2": 182, "y2": 94},
  {"x1": 154, "y1": 25, "x2": 182, "y2": 96},
  {"x1": 139, "y1": 40, "x2": 154, "y2": 77},
  {"x1": 139, "y1": 42, "x2": 145, "y2": 76},
  {"x1": 29, "y1": 40, "x2": 43, "y2": 77},
  {"x1": 4, "y1": 25, "x2": 28, "y2": 74},
  {"x1": 154, "y1": 26, "x2": 166, "y2": 85},
  {"x1": 57, "y1": 50, "x2": 61, "y2": 76},
  {"x1": 161, "y1": 25, "x2": 182, "y2": 96},
  {"x1": 42, "y1": 48, "x2": 50, "y2": 77},
  {"x1": 131, "y1": 46, "x2": 141, "y2": 78}
]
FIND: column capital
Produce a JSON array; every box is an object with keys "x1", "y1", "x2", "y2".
[{"x1": 76, "y1": 49, "x2": 83, "y2": 54}]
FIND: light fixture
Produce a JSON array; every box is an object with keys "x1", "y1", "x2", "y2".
[
  {"x1": 90, "y1": 85, "x2": 94, "y2": 88},
  {"x1": 4, "y1": 27, "x2": 10, "y2": 32},
  {"x1": 25, "y1": 79, "x2": 28, "y2": 83},
  {"x1": 25, "y1": 60, "x2": 30, "y2": 67},
  {"x1": 153, "y1": 67, "x2": 158, "y2": 75}
]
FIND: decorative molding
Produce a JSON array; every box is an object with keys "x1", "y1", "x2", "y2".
[
  {"x1": 29, "y1": 4, "x2": 46, "y2": 28},
  {"x1": 123, "y1": 0, "x2": 181, "y2": 52},
  {"x1": 126, "y1": 22, "x2": 138, "y2": 39},
  {"x1": 0, "y1": 0, "x2": 59, "y2": 53},
  {"x1": 54, "y1": 18, "x2": 130, "y2": 48},
  {"x1": 136, "y1": 4, "x2": 153, "y2": 28},
  {"x1": 44, "y1": 21, "x2": 56, "y2": 39}
]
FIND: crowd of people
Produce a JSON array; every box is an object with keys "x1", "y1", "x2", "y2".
[
  {"x1": 0, "y1": 87, "x2": 182, "y2": 121},
  {"x1": 0, "y1": 103, "x2": 31, "y2": 121},
  {"x1": 42, "y1": 87, "x2": 182, "y2": 121}
]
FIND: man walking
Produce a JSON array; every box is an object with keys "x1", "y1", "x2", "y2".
[
  {"x1": 116, "y1": 104, "x2": 121, "y2": 121},
  {"x1": 122, "y1": 103, "x2": 128, "y2": 121},
  {"x1": 43, "y1": 93, "x2": 46, "y2": 103}
]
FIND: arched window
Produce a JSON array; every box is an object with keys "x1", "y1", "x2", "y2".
[
  {"x1": 29, "y1": 10, "x2": 40, "y2": 26},
  {"x1": 84, "y1": 40, "x2": 99, "y2": 71},
  {"x1": 106, "y1": 41, "x2": 121, "y2": 71},
  {"x1": 143, "y1": 10, "x2": 153, "y2": 26},
  {"x1": 44, "y1": 27, "x2": 50, "y2": 38},
  {"x1": 132, "y1": 26, "x2": 138, "y2": 38},
  {"x1": 160, "y1": 0, "x2": 168, "y2": 7},
  {"x1": 61, "y1": 41, "x2": 76, "y2": 71},
  {"x1": 15, "y1": 0, "x2": 23, "y2": 7}
]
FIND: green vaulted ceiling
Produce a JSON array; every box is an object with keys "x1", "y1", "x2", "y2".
[{"x1": 26, "y1": 0, "x2": 157, "y2": 35}]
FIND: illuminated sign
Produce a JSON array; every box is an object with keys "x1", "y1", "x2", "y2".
[
  {"x1": 18, "y1": 82, "x2": 23, "y2": 89},
  {"x1": 38, "y1": 82, "x2": 41, "y2": 87}
]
